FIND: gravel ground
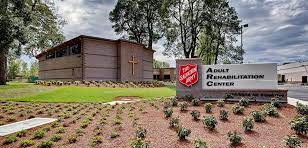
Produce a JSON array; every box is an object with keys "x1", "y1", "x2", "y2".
[{"x1": 0, "y1": 101, "x2": 307, "y2": 148}]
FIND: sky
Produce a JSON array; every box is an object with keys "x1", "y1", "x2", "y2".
[{"x1": 23, "y1": 0, "x2": 308, "y2": 67}]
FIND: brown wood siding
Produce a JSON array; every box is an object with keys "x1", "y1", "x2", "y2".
[
  {"x1": 119, "y1": 42, "x2": 145, "y2": 81},
  {"x1": 143, "y1": 50, "x2": 153, "y2": 80},
  {"x1": 84, "y1": 68, "x2": 117, "y2": 80},
  {"x1": 143, "y1": 60, "x2": 153, "y2": 71},
  {"x1": 83, "y1": 38, "x2": 117, "y2": 56},
  {"x1": 39, "y1": 68, "x2": 82, "y2": 80},
  {"x1": 38, "y1": 54, "x2": 82, "y2": 80},
  {"x1": 39, "y1": 55, "x2": 81, "y2": 71},
  {"x1": 82, "y1": 38, "x2": 118, "y2": 80},
  {"x1": 84, "y1": 54, "x2": 118, "y2": 68}
]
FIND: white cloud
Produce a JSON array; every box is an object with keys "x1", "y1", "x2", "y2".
[{"x1": 43, "y1": 0, "x2": 308, "y2": 66}]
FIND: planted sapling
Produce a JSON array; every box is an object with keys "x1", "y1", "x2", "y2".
[
  {"x1": 205, "y1": 103, "x2": 212, "y2": 113},
  {"x1": 219, "y1": 110, "x2": 229, "y2": 121},
  {"x1": 191, "y1": 110, "x2": 201, "y2": 121},
  {"x1": 203, "y1": 115, "x2": 217, "y2": 130}
]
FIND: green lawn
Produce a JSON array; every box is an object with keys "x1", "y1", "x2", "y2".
[{"x1": 0, "y1": 82, "x2": 175, "y2": 103}]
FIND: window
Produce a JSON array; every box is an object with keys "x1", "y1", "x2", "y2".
[
  {"x1": 71, "y1": 44, "x2": 81, "y2": 55},
  {"x1": 163, "y1": 75, "x2": 171, "y2": 80},
  {"x1": 153, "y1": 75, "x2": 160, "y2": 80},
  {"x1": 46, "y1": 52, "x2": 55, "y2": 59},
  {"x1": 45, "y1": 43, "x2": 81, "y2": 60},
  {"x1": 56, "y1": 48, "x2": 66, "y2": 57}
]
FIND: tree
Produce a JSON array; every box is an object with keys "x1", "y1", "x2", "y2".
[
  {"x1": 109, "y1": 0, "x2": 163, "y2": 48},
  {"x1": 7, "y1": 58, "x2": 21, "y2": 80},
  {"x1": 161, "y1": 0, "x2": 207, "y2": 58},
  {"x1": 161, "y1": 0, "x2": 241, "y2": 63},
  {"x1": 153, "y1": 59, "x2": 170, "y2": 68},
  {"x1": 0, "y1": 0, "x2": 65, "y2": 85},
  {"x1": 29, "y1": 61, "x2": 39, "y2": 77},
  {"x1": 21, "y1": 61, "x2": 29, "y2": 78},
  {"x1": 197, "y1": 0, "x2": 241, "y2": 64}
]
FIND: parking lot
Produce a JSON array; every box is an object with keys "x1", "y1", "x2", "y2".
[{"x1": 279, "y1": 84, "x2": 308, "y2": 101}]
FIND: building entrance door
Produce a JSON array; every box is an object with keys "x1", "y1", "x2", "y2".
[
  {"x1": 281, "y1": 75, "x2": 285, "y2": 83},
  {"x1": 302, "y1": 76, "x2": 307, "y2": 83}
]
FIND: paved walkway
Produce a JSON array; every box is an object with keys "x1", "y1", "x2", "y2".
[
  {"x1": 287, "y1": 97, "x2": 308, "y2": 106},
  {"x1": 102, "y1": 100, "x2": 138, "y2": 105},
  {"x1": 0, "y1": 118, "x2": 57, "y2": 136}
]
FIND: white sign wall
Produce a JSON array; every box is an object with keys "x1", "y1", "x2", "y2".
[{"x1": 202, "y1": 63, "x2": 277, "y2": 90}]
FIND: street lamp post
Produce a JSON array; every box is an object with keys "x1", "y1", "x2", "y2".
[{"x1": 240, "y1": 24, "x2": 248, "y2": 51}]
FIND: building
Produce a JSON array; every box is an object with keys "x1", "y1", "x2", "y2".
[
  {"x1": 277, "y1": 61, "x2": 308, "y2": 84},
  {"x1": 36, "y1": 35, "x2": 154, "y2": 81},
  {"x1": 153, "y1": 68, "x2": 176, "y2": 81}
]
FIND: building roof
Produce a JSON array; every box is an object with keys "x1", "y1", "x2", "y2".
[
  {"x1": 35, "y1": 35, "x2": 155, "y2": 59},
  {"x1": 277, "y1": 61, "x2": 308, "y2": 70}
]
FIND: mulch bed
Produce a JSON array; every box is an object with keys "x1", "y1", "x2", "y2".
[{"x1": 0, "y1": 100, "x2": 307, "y2": 148}]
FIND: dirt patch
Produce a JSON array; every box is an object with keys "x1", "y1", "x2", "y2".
[
  {"x1": 0, "y1": 101, "x2": 307, "y2": 148},
  {"x1": 114, "y1": 96, "x2": 141, "y2": 101}
]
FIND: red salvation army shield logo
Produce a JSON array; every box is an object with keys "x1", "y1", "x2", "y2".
[{"x1": 179, "y1": 64, "x2": 199, "y2": 87}]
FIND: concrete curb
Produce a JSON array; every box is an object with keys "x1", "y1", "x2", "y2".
[{"x1": 287, "y1": 97, "x2": 308, "y2": 106}]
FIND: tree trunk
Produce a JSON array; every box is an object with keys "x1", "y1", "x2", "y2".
[
  {"x1": 0, "y1": 49, "x2": 8, "y2": 85},
  {"x1": 214, "y1": 43, "x2": 220, "y2": 64}
]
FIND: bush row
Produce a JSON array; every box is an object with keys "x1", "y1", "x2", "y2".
[{"x1": 35, "y1": 80, "x2": 164, "y2": 88}]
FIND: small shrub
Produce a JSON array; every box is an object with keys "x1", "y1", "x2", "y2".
[
  {"x1": 184, "y1": 94, "x2": 195, "y2": 101},
  {"x1": 170, "y1": 97, "x2": 178, "y2": 106},
  {"x1": 68, "y1": 135, "x2": 77, "y2": 143},
  {"x1": 37, "y1": 140, "x2": 53, "y2": 148},
  {"x1": 227, "y1": 131, "x2": 242, "y2": 146},
  {"x1": 290, "y1": 116, "x2": 308, "y2": 135},
  {"x1": 262, "y1": 104, "x2": 279, "y2": 117},
  {"x1": 204, "y1": 103, "x2": 212, "y2": 113},
  {"x1": 194, "y1": 138, "x2": 208, "y2": 148},
  {"x1": 192, "y1": 98, "x2": 200, "y2": 106},
  {"x1": 50, "y1": 134, "x2": 62, "y2": 142},
  {"x1": 216, "y1": 99, "x2": 224, "y2": 107},
  {"x1": 271, "y1": 97, "x2": 281, "y2": 108},
  {"x1": 169, "y1": 116, "x2": 180, "y2": 129},
  {"x1": 33, "y1": 130, "x2": 46, "y2": 139},
  {"x1": 203, "y1": 115, "x2": 217, "y2": 130},
  {"x1": 224, "y1": 94, "x2": 234, "y2": 100},
  {"x1": 20, "y1": 140, "x2": 35, "y2": 147},
  {"x1": 191, "y1": 110, "x2": 201, "y2": 121},
  {"x1": 110, "y1": 131, "x2": 120, "y2": 138},
  {"x1": 179, "y1": 102, "x2": 188, "y2": 112},
  {"x1": 283, "y1": 135, "x2": 302, "y2": 148},
  {"x1": 239, "y1": 98, "x2": 250, "y2": 107},
  {"x1": 75, "y1": 128, "x2": 85, "y2": 136},
  {"x1": 91, "y1": 136, "x2": 102, "y2": 146},
  {"x1": 296, "y1": 102, "x2": 308, "y2": 116},
  {"x1": 135, "y1": 128, "x2": 147, "y2": 139},
  {"x1": 163, "y1": 107, "x2": 173, "y2": 118},
  {"x1": 163, "y1": 101, "x2": 172, "y2": 109},
  {"x1": 130, "y1": 138, "x2": 150, "y2": 148},
  {"x1": 232, "y1": 105, "x2": 244, "y2": 115},
  {"x1": 113, "y1": 118, "x2": 122, "y2": 125},
  {"x1": 177, "y1": 127, "x2": 191, "y2": 140},
  {"x1": 56, "y1": 127, "x2": 65, "y2": 133},
  {"x1": 16, "y1": 130, "x2": 27, "y2": 137},
  {"x1": 219, "y1": 110, "x2": 228, "y2": 121},
  {"x1": 3, "y1": 135, "x2": 17, "y2": 145},
  {"x1": 251, "y1": 110, "x2": 266, "y2": 122},
  {"x1": 242, "y1": 117, "x2": 254, "y2": 132}
]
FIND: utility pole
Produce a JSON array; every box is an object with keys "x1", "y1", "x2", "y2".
[{"x1": 240, "y1": 24, "x2": 248, "y2": 51}]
